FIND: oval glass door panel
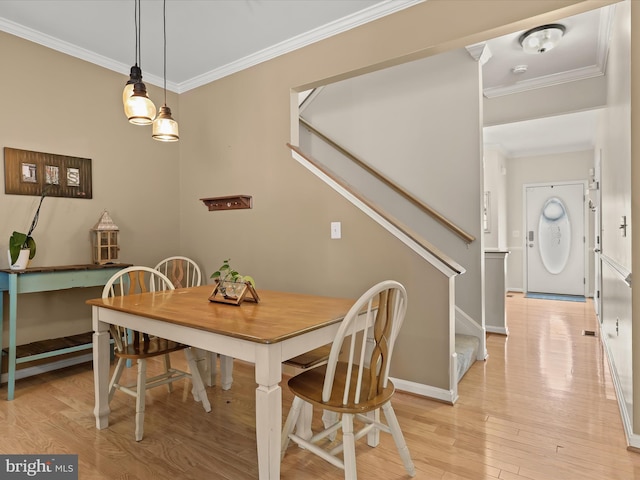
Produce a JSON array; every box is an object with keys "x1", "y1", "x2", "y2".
[{"x1": 538, "y1": 197, "x2": 571, "y2": 275}]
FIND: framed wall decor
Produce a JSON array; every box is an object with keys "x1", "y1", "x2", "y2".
[{"x1": 4, "y1": 147, "x2": 92, "y2": 199}]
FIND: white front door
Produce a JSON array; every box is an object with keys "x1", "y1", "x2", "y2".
[{"x1": 525, "y1": 183, "x2": 585, "y2": 296}]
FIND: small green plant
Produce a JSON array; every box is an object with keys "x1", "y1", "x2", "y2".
[
  {"x1": 210, "y1": 259, "x2": 241, "y2": 284},
  {"x1": 9, "y1": 186, "x2": 49, "y2": 264},
  {"x1": 211, "y1": 259, "x2": 255, "y2": 298}
]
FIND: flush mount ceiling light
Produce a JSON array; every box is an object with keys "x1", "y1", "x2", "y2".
[
  {"x1": 518, "y1": 24, "x2": 566, "y2": 54},
  {"x1": 123, "y1": 0, "x2": 156, "y2": 125},
  {"x1": 152, "y1": 0, "x2": 179, "y2": 142}
]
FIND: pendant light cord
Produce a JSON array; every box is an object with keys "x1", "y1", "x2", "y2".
[
  {"x1": 133, "y1": 0, "x2": 140, "y2": 66},
  {"x1": 135, "y1": 0, "x2": 142, "y2": 70},
  {"x1": 163, "y1": 0, "x2": 167, "y2": 106}
]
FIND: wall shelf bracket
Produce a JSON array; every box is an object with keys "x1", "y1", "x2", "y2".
[{"x1": 200, "y1": 195, "x2": 253, "y2": 211}]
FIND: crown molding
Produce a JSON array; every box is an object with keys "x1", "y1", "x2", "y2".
[
  {"x1": 505, "y1": 141, "x2": 594, "y2": 159},
  {"x1": 465, "y1": 42, "x2": 492, "y2": 66},
  {"x1": 483, "y1": 64, "x2": 605, "y2": 98},
  {"x1": 0, "y1": 16, "x2": 171, "y2": 91},
  {"x1": 177, "y1": 0, "x2": 422, "y2": 93},
  {"x1": 0, "y1": 0, "x2": 421, "y2": 94}
]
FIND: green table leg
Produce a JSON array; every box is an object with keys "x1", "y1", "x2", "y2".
[
  {"x1": 0, "y1": 289, "x2": 3, "y2": 386},
  {"x1": 8, "y1": 274, "x2": 17, "y2": 400}
]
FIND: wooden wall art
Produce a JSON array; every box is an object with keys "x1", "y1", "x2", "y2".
[{"x1": 4, "y1": 147, "x2": 92, "y2": 199}]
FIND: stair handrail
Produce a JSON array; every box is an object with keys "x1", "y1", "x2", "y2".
[
  {"x1": 299, "y1": 117, "x2": 476, "y2": 245},
  {"x1": 288, "y1": 143, "x2": 465, "y2": 275}
]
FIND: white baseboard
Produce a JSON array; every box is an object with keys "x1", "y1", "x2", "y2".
[
  {"x1": 599, "y1": 330, "x2": 637, "y2": 448},
  {"x1": 628, "y1": 432, "x2": 640, "y2": 450},
  {"x1": 391, "y1": 376, "x2": 456, "y2": 404},
  {"x1": 0, "y1": 353, "x2": 92, "y2": 384}
]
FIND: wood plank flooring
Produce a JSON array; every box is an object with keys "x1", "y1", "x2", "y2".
[{"x1": 1, "y1": 292, "x2": 639, "y2": 479}]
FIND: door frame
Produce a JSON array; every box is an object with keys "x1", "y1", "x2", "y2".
[
  {"x1": 592, "y1": 150, "x2": 602, "y2": 319},
  {"x1": 522, "y1": 180, "x2": 589, "y2": 297}
]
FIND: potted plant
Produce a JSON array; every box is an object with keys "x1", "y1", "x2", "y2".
[
  {"x1": 210, "y1": 259, "x2": 255, "y2": 299},
  {"x1": 8, "y1": 186, "x2": 49, "y2": 269}
]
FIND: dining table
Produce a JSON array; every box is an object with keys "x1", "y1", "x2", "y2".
[{"x1": 87, "y1": 284, "x2": 362, "y2": 479}]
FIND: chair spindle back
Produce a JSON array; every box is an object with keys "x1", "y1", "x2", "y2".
[
  {"x1": 154, "y1": 256, "x2": 202, "y2": 289},
  {"x1": 322, "y1": 280, "x2": 407, "y2": 406}
]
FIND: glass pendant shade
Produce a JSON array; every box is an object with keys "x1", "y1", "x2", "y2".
[
  {"x1": 124, "y1": 81, "x2": 156, "y2": 125},
  {"x1": 152, "y1": 105, "x2": 179, "y2": 142},
  {"x1": 122, "y1": 65, "x2": 142, "y2": 106}
]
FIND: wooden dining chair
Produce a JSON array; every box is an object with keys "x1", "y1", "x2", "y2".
[
  {"x1": 283, "y1": 344, "x2": 339, "y2": 440},
  {"x1": 103, "y1": 266, "x2": 211, "y2": 441},
  {"x1": 154, "y1": 256, "x2": 234, "y2": 390},
  {"x1": 281, "y1": 280, "x2": 415, "y2": 479}
]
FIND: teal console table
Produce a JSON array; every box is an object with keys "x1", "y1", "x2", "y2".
[{"x1": 0, "y1": 263, "x2": 130, "y2": 400}]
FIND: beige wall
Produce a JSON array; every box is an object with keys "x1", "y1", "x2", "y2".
[
  {"x1": 0, "y1": 31, "x2": 181, "y2": 346},
  {"x1": 0, "y1": 32, "x2": 182, "y2": 268}
]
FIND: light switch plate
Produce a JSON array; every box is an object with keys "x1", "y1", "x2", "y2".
[{"x1": 331, "y1": 221, "x2": 341, "y2": 239}]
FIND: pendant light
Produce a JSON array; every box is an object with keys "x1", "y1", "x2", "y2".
[
  {"x1": 152, "y1": 0, "x2": 179, "y2": 142},
  {"x1": 124, "y1": 0, "x2": 156, "y2": 125},
  {"x1": 122, "y1": 0, "x2": 141, "y2": 107}
]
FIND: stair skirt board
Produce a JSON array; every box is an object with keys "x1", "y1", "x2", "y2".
[{"x1": 455, "y1": 334, "x2": 480, "y2": 381}]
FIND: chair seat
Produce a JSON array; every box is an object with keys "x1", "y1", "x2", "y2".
[
  {"x1": 103, "y1": 266, "x2": 211, "y2": 442},
  {"x1": 115, "y1": 337, "x2": 188, "y2": 359},
  {"x1": 283, "y1": 345, "x2": 332, "y2": 369},
  {"x1": 281, "y1": 281, "x2": 414, "y2": 479},
  {"x1": 288, "y1": 362, "x2": 395, "y2": 414}
]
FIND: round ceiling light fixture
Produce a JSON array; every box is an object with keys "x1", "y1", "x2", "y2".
[{"x1": 518, "y1": 24, "x2": 566, "y2": 54}]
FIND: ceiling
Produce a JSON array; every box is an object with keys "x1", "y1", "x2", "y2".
[
  {"x1": 481, "y1": 5, "x2": 614, "y2": 158},
  {"x1": 0, "y1": 0, "x2": 615, "y2": 158},
  {"x1": 0, "y1": 0, "x2": 415, "y2": 92}
]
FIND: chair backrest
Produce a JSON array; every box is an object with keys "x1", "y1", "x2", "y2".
[
  {"x1": 322, "y1": 280, "x2": 407, "y2": 406},
  {"x1": 102, "y1": 266, "x2": 176, "y2": 354},
  {"x1": 102, "y1": 266, "x2": 175, "y2": 298},
  {"x1": 153, "y1": 256, "x2": 202, "y2": 289}
]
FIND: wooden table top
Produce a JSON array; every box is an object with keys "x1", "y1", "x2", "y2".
[{"x1": 87, "y1": 285, "x2": 357, "y2": 344}]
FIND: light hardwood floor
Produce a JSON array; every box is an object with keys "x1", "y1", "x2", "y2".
[{"x1": 1, "y1": 293, "x2": 640, "y2": 479}]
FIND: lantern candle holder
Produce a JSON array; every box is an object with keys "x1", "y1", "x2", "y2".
[{"x1": 90, "y1": 210, "x2": 120, "y2": 264}]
